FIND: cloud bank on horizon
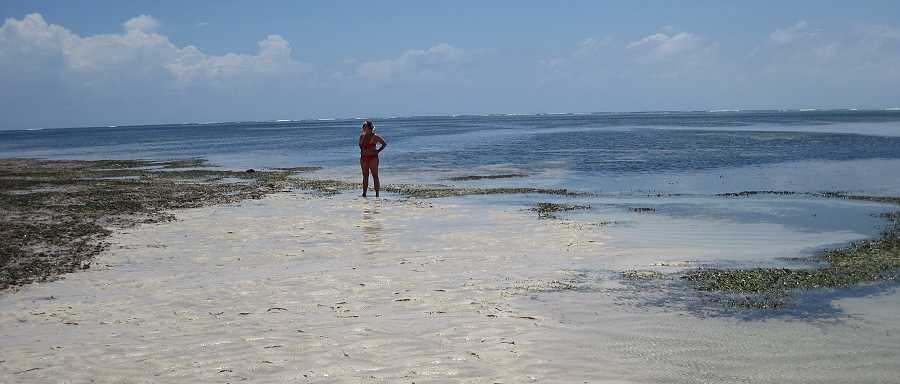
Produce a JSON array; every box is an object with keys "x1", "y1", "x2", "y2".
[{"x1": 1, "y1": 11, "x2": 899, "y2": 129}]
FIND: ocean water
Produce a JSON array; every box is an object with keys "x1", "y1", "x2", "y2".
[
  {"x1": 3, "y1": 110, "x2": 900, "y2": 183},
  {"x1": 4, "y1": 110, "x2": 900, "y2": 268}
]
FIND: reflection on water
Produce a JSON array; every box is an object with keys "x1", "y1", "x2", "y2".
[{"x1": 360, "y1": 200, "x2": 385, "y2": 254}]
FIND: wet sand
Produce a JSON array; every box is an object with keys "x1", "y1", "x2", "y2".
[{"x1": 2, "y1": 192, "x2": 899, "y2": 383}]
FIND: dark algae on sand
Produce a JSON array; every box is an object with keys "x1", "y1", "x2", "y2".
[
  {"x1": 530, "y1": 202, "x2": 591, "y2": 219},
  {"x1": 444, "y1": 174, "x2": 527, "y2": 181},
  {"x1": 681, "y1": 191, "x2": 900, "y2": 309},
  {"x1": 385, "y1": 185, "x2": 586, "y2": 199},
  {"x1": 0, "y1": 158, "x2": 319, "y2": 290}
]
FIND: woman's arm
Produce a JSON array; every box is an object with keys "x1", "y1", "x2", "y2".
[{"x1": 376, "y1": 135, "x2": 387, "y2": 153}]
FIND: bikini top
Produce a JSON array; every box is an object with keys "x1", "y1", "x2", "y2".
[{"x1": 360, "y1": 134, "x2": 378, "y2": 156}]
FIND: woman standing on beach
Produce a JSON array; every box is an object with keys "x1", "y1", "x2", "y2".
[{"x1": 359, "y1": 120, "x2": 386, "y2": 197}]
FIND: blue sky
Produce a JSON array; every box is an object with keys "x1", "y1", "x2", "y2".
[{"x1": 1, "y1": 1, "x2": 900, "y2": 129}]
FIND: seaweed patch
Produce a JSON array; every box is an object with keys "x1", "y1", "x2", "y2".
[
  {"x1": 530, "y1": 202, "x2": 591, "y2": 219},
  {"x1": 680, "y1": 208, "x2": 900, "y2": 309},
  {"x1": 385, "y1": 185, "x2": 589, "y2": 199},
  {"x1": 0, "y1": 158, "x2": 319, "y2": 290},
  {"x1": 445, "y1": 174, "x2": 527, "y2": 181},
  {"x1": 622, "y1": 270, "x2": 666, "y2": 280}
]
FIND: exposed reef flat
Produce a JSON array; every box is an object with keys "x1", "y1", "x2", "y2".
[{"x1": 0, "y1": 158, "x2": 315, "y2": 290}]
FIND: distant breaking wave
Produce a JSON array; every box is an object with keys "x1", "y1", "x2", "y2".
[{"x1": 8, "y1": 109, "x2": 900, "y2": 132}]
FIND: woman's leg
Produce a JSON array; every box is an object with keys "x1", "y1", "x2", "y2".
[
  {"x1": 360, "y1": 157, "x2": 369, "y2": 196},
  {"x1": 370, "y1": 157, "x2": 380, "y2": 197}
]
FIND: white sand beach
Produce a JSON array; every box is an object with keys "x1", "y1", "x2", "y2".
[{"x1": 2, "y1": 192, "x2": 899, "y2": 383}]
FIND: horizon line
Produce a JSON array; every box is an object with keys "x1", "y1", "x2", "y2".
[{"x1": 4, "y1": 107, "x2": 900, "y2": 132}]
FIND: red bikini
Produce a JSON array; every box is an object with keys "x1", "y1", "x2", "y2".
[{"x1": 360, "y1": 136, "x2": 378, "y2": 160}]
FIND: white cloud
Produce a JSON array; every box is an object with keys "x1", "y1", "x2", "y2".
[
  {"x1": 540, "y1": 57, "x2": 568, "y2": 68},
  {"x1": 534, "y1": 30, "x2": 729, "y2": 111},
  {"x1": 537, "y1": 29, "x2": 719, "y2": 84},
  {"x1": 626, "y1": 33, "x2": 668, "y2": 48},
  {"x1": 535, "y1": 36, "x2": 615, "y2": 83},
  {"x1": 0, "y1": 13, "x2": 70, "y2": 59},
  {"x1": 862, "y1": 24, "x2": 900, "y2": 41},
  {"x1": 167, "y1": 34, "x2": 304, "y2": 85},
  {"x1": 769, "y1": 20, "x2": 814, "y2": 45},
  {"x1": 754, "y1": 21, "x2": 900, "y2": 79},
  {"x1": 123, "y1": 15, "x2": 159, "y2": 33},
  {"x1": 573, "y1": 36, "x2": 612, "y2": 57},
  {"x1": 355, "y1": 43, "x2": 465, "y2": 81},
  {"x1": 0, "y1": 13, "x2": 323, "y2": 129},
  {"x1": 0, "y1": 13, "x2": 307, "y2": 87},
  {"x1": 626, "y1": 31, "x2": 709, "y2": 61}
]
